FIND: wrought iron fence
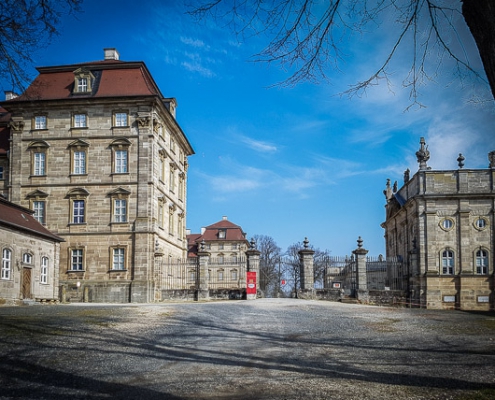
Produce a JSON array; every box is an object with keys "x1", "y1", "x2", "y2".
[
  {"x1": 322, "y1": 255, "x2": 404, "y2": 292},
  {"x1": 207, "y1": 257, "x2": 247, "y2": 290},
  {"x1": 323, "y1": 256, "x2": 356, "y2": 295},
  {"x1": 158, "y1": 257, "x2": 247, "y2": 291}
]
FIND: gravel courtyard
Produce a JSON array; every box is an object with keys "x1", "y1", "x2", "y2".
[{"x1": 1, "y1": 298, "x2": 494, "y2": 400}]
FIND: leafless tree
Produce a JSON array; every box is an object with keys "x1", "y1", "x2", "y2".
[
  {"x1": 0, "y1": 0, "x2": 82, "y2": 92},
  {"x1": 253, "y1": 234, "x2": 282, "y2": 297},
  {"x1": 282, "y1": 240, "x2": 330, "y2": 294},
  {"x1": 188, "y1": 0, "x2": 495, "y2": 105}
]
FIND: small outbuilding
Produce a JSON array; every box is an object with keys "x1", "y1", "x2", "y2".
[{"x1": 0, "y1": 197, "x2": 64, "y2": 304}]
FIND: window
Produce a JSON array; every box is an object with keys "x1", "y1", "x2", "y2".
[
  {"x1": 218, "y1": 269, "x2": 224, "y2": 281},
  {"x1": 442, "y1": 250, "x2": 454, "y2": 275},
  {"x1": 189, "y1": 269, "x2": 196, "y2": 282},
  {"x1": 40, "y1": 257, "x2": 49, "y2": 284},
  {"x1": 1, "y1": 249, "x2": 12, "y2": 279},
  {"x1": 33, "y1": 201, "x2": 45, "y2": 224},
  {"x1": 34, "y1": 116, "x2": 47, "y2": 130},
  {"x1": 28, "y1": 141, "x2": 49, "y2": 177},
  {"x1": 73, "y1": 68, "x2": 94, "y2": 93},
  {"x1": 112, "y1": 248, "x2": 125, "y2": 270},
  {"x1": 78, "y1": 77, "x2": 88, "y2": 92},
  {"x1": 0, "y1": 166, "x2": 3, "y2": 179},
  {"x1": 67, "y1": 188, "x2": 90, "y2": 225},
  {"x1": 23, "y1": 253, "x2": 32, "y2": 264},
  {"x1": 114, "y1": 112, "x2": 128, "y2": 127},
  {"x1": 158, "y1": 201, "x2": 164, "y2": 228},
  {"x1": 73, "y1": 200, "x2": 85, "y2": 224},
  {"x1": 33, "y1": 152, "x2": 46, "y2": 176},
  {"x1": 219, "y1": 243, "x2": 224, "y2": 250},
  {"x1": 440, "y1": 218, "x2": 454, "y2": 231},
  {"x1": 476, "y1": 250, "x2": 488, "y2": 275},
  {"x1": 231, "y1": 269, "x2": 238, "y2": 281},
  {"x1": 73, "y1": 114, "x2": 87, "y2": 128},
  {"x1": 70, "y1": 249, "x2": 84, "y2": 271},
  {"x1": 114, "y1": 199, "x2": 127, "y2": 223},
  {"x1": 170, "y1": 137, "x2": 176, "y2": 153},
  {"x1": 73, "y1": 151, "x2": 86, "y2": 174},
  {"x1": 178, "y1": 174, "x2": 184, "y2": 201},
  {"x1": 115, "y1": 150, "x2": 128, "y2": 173},
  {"x1": 169, "y1": 163, "x2": 176, "y2": 192},
  {"x1": 168, "y1": 206, "x2": 175, "y2": 234},
  {"x1": 475, "y1": 218, "x2": 487, "y2": 230}
]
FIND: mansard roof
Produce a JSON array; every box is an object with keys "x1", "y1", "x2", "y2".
[
  {"x1": 195, "y1": 218, "x2": 248, "y2": 242},
  {"x1": 0, "y1": 197, "x2": 63, "y2": 242},
  {"x1": 6, "y1": 59, "x2": 163, "y2": 102}
]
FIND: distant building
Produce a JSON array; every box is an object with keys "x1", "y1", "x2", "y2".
[
  {"x1": 0, "y1": 48, "x2": 194, "y2": 303},
  {"x1": 0, "y1": 197, "x2": 63, "y2": 303},
  {"x1": 187, "y1": 216, "x2": 249, "y2": 290},
  {"x1": 382, "y1": 138, "x2": 495, "y2": 310}
]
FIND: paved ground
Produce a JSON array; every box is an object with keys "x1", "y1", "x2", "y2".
[{"x1": 1, "y1": 298, "x2": 495, "y2": 399}]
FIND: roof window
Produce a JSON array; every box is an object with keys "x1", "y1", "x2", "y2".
[{"x1": 73, "y1": 68, "x2": 94, "y2": 94}]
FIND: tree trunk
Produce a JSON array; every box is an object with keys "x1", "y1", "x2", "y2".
[{"x1": 462, "y1": 0, "x2": 495, "y2": 100}]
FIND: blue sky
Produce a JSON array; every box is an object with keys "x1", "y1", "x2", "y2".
[{"x1": 2, "y1": 0, "x2": 495, "y2": 256}]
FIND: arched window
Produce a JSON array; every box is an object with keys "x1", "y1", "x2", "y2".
[
  {"x1": 442, "y1": 250, "x2": 454, "y2": 275},
  {"x1": 476, "y1": 250, "x2": 488, "y2": 275},
  {"x1": 23, "y1": 253, "x2": 33, "y2": 264}
]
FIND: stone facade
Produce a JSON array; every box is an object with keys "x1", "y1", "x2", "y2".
[
  {"x1": 382, "y1": 138, "x2": 495, "y2": 310},
  {"x1": 187, "y1": 216, "x2": 250, "y2": 293},
  {"x1": 0, "y1": 49, "x2": 194, "y2": 303},
  {"x1": 0, "y1": 197, "x2": 63, "y2": 304}
]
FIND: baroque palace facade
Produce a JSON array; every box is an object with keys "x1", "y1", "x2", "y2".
[
  {"x1": 383, "y1": 138, "x2": 495, "y2": 310},
  {"x1": 0, "y1": 48, "x2": 194, "y2": 303}
]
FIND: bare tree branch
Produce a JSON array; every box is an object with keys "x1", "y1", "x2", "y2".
[
  {"x1": 187, "y1": 0, "x2": 493, "y2": 104},
  {"x1": 0, "y1": 0, "x2": 83, "y2": 92}
]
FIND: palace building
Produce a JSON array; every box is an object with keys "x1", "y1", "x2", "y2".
[
  {"x1": 382, "y1": 138, "x2": 495, "y2": 310},
  {"x1": 0, "y1": 48, "x2": 194, "y2": 303}
]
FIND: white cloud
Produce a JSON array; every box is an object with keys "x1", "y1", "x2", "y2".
[
  {"x1": 181, "y1": 61, "x2": 215, "y2": 77},
  {"x1": 180, "y1": 37, "x2": 209, "y2": 49},
  {"x1": 238, "y1": 135, "x2": 278, "y2": 153}
]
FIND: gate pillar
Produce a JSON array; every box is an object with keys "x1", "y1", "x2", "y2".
[
  {"x1": 352, "y1": 237, "x2": 369, "y2": 300},
  {"x1": 298, "y1": 238, "x2": 316, "y2": 299},
  {"x1": 197, "y1": 240, "x2": 210, "y2": 300},
  {"x1": 246, "y1": 238, "x2": 261, "y2": 300}
]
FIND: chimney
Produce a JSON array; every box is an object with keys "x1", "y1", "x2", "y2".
[
  {"x1": 201, "y1": 227, "x2": 206, "y2": 235},
  {"x1": 186, "y1": 229, "x2": 191, "y2": 236},
  {"x1": 222, "y1": 216, "x2": 228, "y2": 221},
  {"x1": 5, "y1": 91, "x2": 18, "y2": 100},
  {"x1": 104, "y1": 48, "x2": 120, "y2": 61}
]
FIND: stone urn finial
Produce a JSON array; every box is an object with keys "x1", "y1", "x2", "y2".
[{"x1": 416, "y1": 137, "x2": 430, "y2": 170}]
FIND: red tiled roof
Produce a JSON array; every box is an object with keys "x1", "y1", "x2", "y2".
[
  {"x1": 7, "y1": 61, "x2": 161, "y2": 101},
  {"x1": 191, "y1": 219, "x2": 248, "y2": 242},
  {"x1": 0, "y1": 197, "x2": 64, "y2": 242}
]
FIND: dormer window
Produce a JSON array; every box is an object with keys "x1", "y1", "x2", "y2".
[
  {"x1": 73, "y1": 68, "x2": 94, "y2": 94},
  {"x1": 78, "y1": 78, "x2": 88, "y2": 92},
  {"x1": 218, "y1": 229, "x2": 226, "y2": 239}
]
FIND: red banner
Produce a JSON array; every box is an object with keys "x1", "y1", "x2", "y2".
[{"x1": 246, "y1": 271, "x2": 257, "y2": 295}]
